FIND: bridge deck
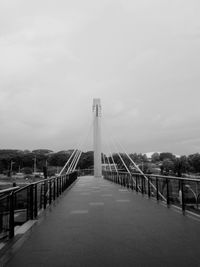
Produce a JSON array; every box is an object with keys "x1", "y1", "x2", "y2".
[{"x1": 5, "y1": 176, "x2": 200, "y2": 267}]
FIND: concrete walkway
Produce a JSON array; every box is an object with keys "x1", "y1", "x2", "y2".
[{"x1": 5, "y1": 176, "x2": 200, "y2": 267}]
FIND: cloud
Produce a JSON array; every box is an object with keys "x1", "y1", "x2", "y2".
[{"x1": 0, "y1": 0, "x2": 200, "y2": 154}]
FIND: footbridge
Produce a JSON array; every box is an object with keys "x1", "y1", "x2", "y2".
[{"x1": 0, "y1": 99, "x2": 200, "y2": 266}]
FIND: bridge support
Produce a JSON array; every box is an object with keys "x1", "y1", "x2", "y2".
[{"x1": 93, "y1": 98, "x2": 102, "y2": 178}]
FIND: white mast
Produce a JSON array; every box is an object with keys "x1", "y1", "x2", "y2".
[{"x1": 93, "y1": 98, "x2": 102, "y2": 177}]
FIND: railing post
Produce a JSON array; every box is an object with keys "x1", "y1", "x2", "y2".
[
  {"x1": 57, "y1": 178, "x2": 59, "y2": 197},
  {"x1": 141, "y1": 176, "x2": 144, "y2": 195},
  {"x1": 136, "y1": 175, "x2": 138, "y2": 193},
  {"x1": 29, "y1": 185, "x2": 34, "y2": 220},
  {"x1": 49, "y1": 180, "x2": 52, "y2": 205},
  {"x1": 148, "y1": 177, "x2": 151, "y2": 198},
  {"x1": 130, "y1": 174, "x2": 133, "y2": 190},
  {"x1": 63, "y1": 176, "x2": 65, "y2": 191},
  {"x1": 64, "y1": 176, "x2": 66, "y2": 190},
  {"x1": 181, "y1": 180, "x2": 185, "y2": 214},
  {"x1": 156, "y1": 177, "x2": 159, "y2": 201},
  {"x1": 126, "y1": 174, "x2": 129, "y2": 189},
  {"x1": 53, "y1": 179, "x2": 56, "y2": 200},
  {"x1": 60, "y1": 176, "x2": 63, "y2": 192},
  {"x1": 34, "y1": 184, "x2": 38, "y2": 218},
  {"x1": 65, "y1": 175, "x2": 67, "y2": 189},
  {"x1": 62, "y1": 176, "x2": 65, "y2": 192},
  {"x1": 123, "y1": 174, "x2": 125, "y2": 187},
  {"x1": 44, "y1": 182, "x2": 47, "y2": 210},
  {"x1": 39, "y1": 184, "x2": 43, "y2": 210},
  {"x1": 166, "y1": 178, "x2": 170, "y2": 206},
  {"x1": 9, "y1": 192, "x2": 15, "y2": 239},
  {"x1": 59, "y1": 177, "x2": 62, "y2": 195},
  {"x1": 143, "y1": 177, "x2": 146, "y2": 194}
]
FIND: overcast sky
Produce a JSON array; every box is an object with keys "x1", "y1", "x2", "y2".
[{"x1": 0, "y1": 0, "x2": 200, "y2": 155}]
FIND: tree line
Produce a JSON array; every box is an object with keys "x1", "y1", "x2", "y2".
[
  {"x1": 0, "y1": 149, "x2": 200, "y2": 177},
  {"x1": 0, "y1": 149, "x2": 93, "y2": 175}
]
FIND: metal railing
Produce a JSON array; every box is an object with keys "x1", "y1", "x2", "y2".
[
  {"x1": 0, "y1": 187, "x2": 20, "y2": 200},
  {"x1": 0, "y1": 171, "x2": 77, "y2": 240},
  {"x1": 103, "y1": 171, "x2": 200, "y2": 215}
]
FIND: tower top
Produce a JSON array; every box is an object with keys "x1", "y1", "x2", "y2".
[
  {"x1": 93, "y1": 98, "x2": 101, "y2": 106},
  {"x1": 93, "y1": 98, "x2": 101, "y2": 117}
]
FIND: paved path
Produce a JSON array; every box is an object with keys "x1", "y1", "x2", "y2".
[{"x1": 5, "y1": 176, "x2": 200, "y2": 267}]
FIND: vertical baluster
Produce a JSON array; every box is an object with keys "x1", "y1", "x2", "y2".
[
  {"x1": 29, "y1": 185, "x2": 34, "y2": 220},
  {"x1": 136, "y1": 175, "x2": 138, "y2": 193},
  {"x1": 44, "y1": 182, "x2": 47, "y2": 209},
  {"x1": 49, "y1": 180, "x2": 52, "y2": 205},
  {"x1": 156, "y1": 177, "x2": 159, "y2": 201},
  {"x1": 53, "y1": 179, "x2": 56, "y2": 200},
  {"x1": 9, "y1": 192, "x2": 15, "y2": 239},
  {"x1": 181, "y1": 180, "x2": 185, "y2": 214},
  {"x1": 148, "y1": 177, "x2": 151, "y2": 198},
  {"x1": 166, "y1": 178, "x2": 170, "y2": 206},
  {"x1": 141, "y1": 176, "x2": 144, "y2": 195},
  {"x1": 57, "y1": 178, "x2": 59, "y2": 197},
  {"x1": 34, "y1": 184, "x2": 38, "y2": 218}
]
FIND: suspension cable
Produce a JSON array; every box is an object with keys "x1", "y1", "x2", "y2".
[
  {"x1": 107, "y1": 140, "x2": 118, "y2": 173},
  {"x1": 114, "y1": 137, "x2": 166, "y2": 201},
  {"x1": 110, "y1": 139, "x2": 131, "y2": 174},
  {"x1": 67, "y1": 149, "x2": 80, "y2": 173},
  {"x1": 59, "y1": 149, "x2": 76, "y2": 176},
  {"x1": 72, "y1": 150, "x2": 83, "y2": 171},
  {"x1": 71, "y1": 118, "x2": 93, "y2": 173}
]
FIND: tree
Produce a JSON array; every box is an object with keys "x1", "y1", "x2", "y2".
[
  {"x1": 49, "y1": 152, "x2": 70, "y2": 167},
  {"x1": 78, "y1": 151, "x2": 93, "y2": 169},
  {"x1": 129, "y1": 153, "x2": 148, "y2": 164},
  {"x1": 160, "y1": 152, "x2": 176, "y2": 161},
  {"x1": 188, "y1": 153, "x2": 200, "y2": 173},
  {"x1": 161, "y1": 158, "x2": 175, "y2": 175},
  {"x1": 174, "y1": 156, "x2": 189, "y2": 176},
  {"x1": 32, "y1": 149, "x2": 53, "y2": 155},
  {"x1": 151, "y1": 152, "x2": 160, "y2": 163}
]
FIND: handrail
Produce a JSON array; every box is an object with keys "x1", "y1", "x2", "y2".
[
  {"x1": 130, "y1": 172, "x2": 200, "y2": 182},
  {"x1": 14, "y1": 171, "x2": 77, "y2": 193},
  {"x1": 105, "y1": 170, "x2": 200, "y2": 182},
  {"x1": 0, "y1": 172, "x2": 77, "y2": 202},
  {"x1": 0, "y1": 171, "x2": 78, "y2": 240},
  {"x1": 103, "y1": 170, "x2": 200, "y2": 216},
  {"x1": 0, "y1": 186, "x2": 20, "y2": 194}
]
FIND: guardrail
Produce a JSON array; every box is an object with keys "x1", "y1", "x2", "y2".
[
  {"x1": 0, "y1": 171, "x2": 77, "y2": 240},
  {"x1": 103, "y1": 171, "x2": 200, "y2": 215},
  {"x1": 0, "y1": 187, "x2": 20, "y2": 199}
]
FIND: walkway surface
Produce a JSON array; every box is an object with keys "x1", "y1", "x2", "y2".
[{"x1": 5, "y1": 176, "x2": 200, "y2": 267}]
